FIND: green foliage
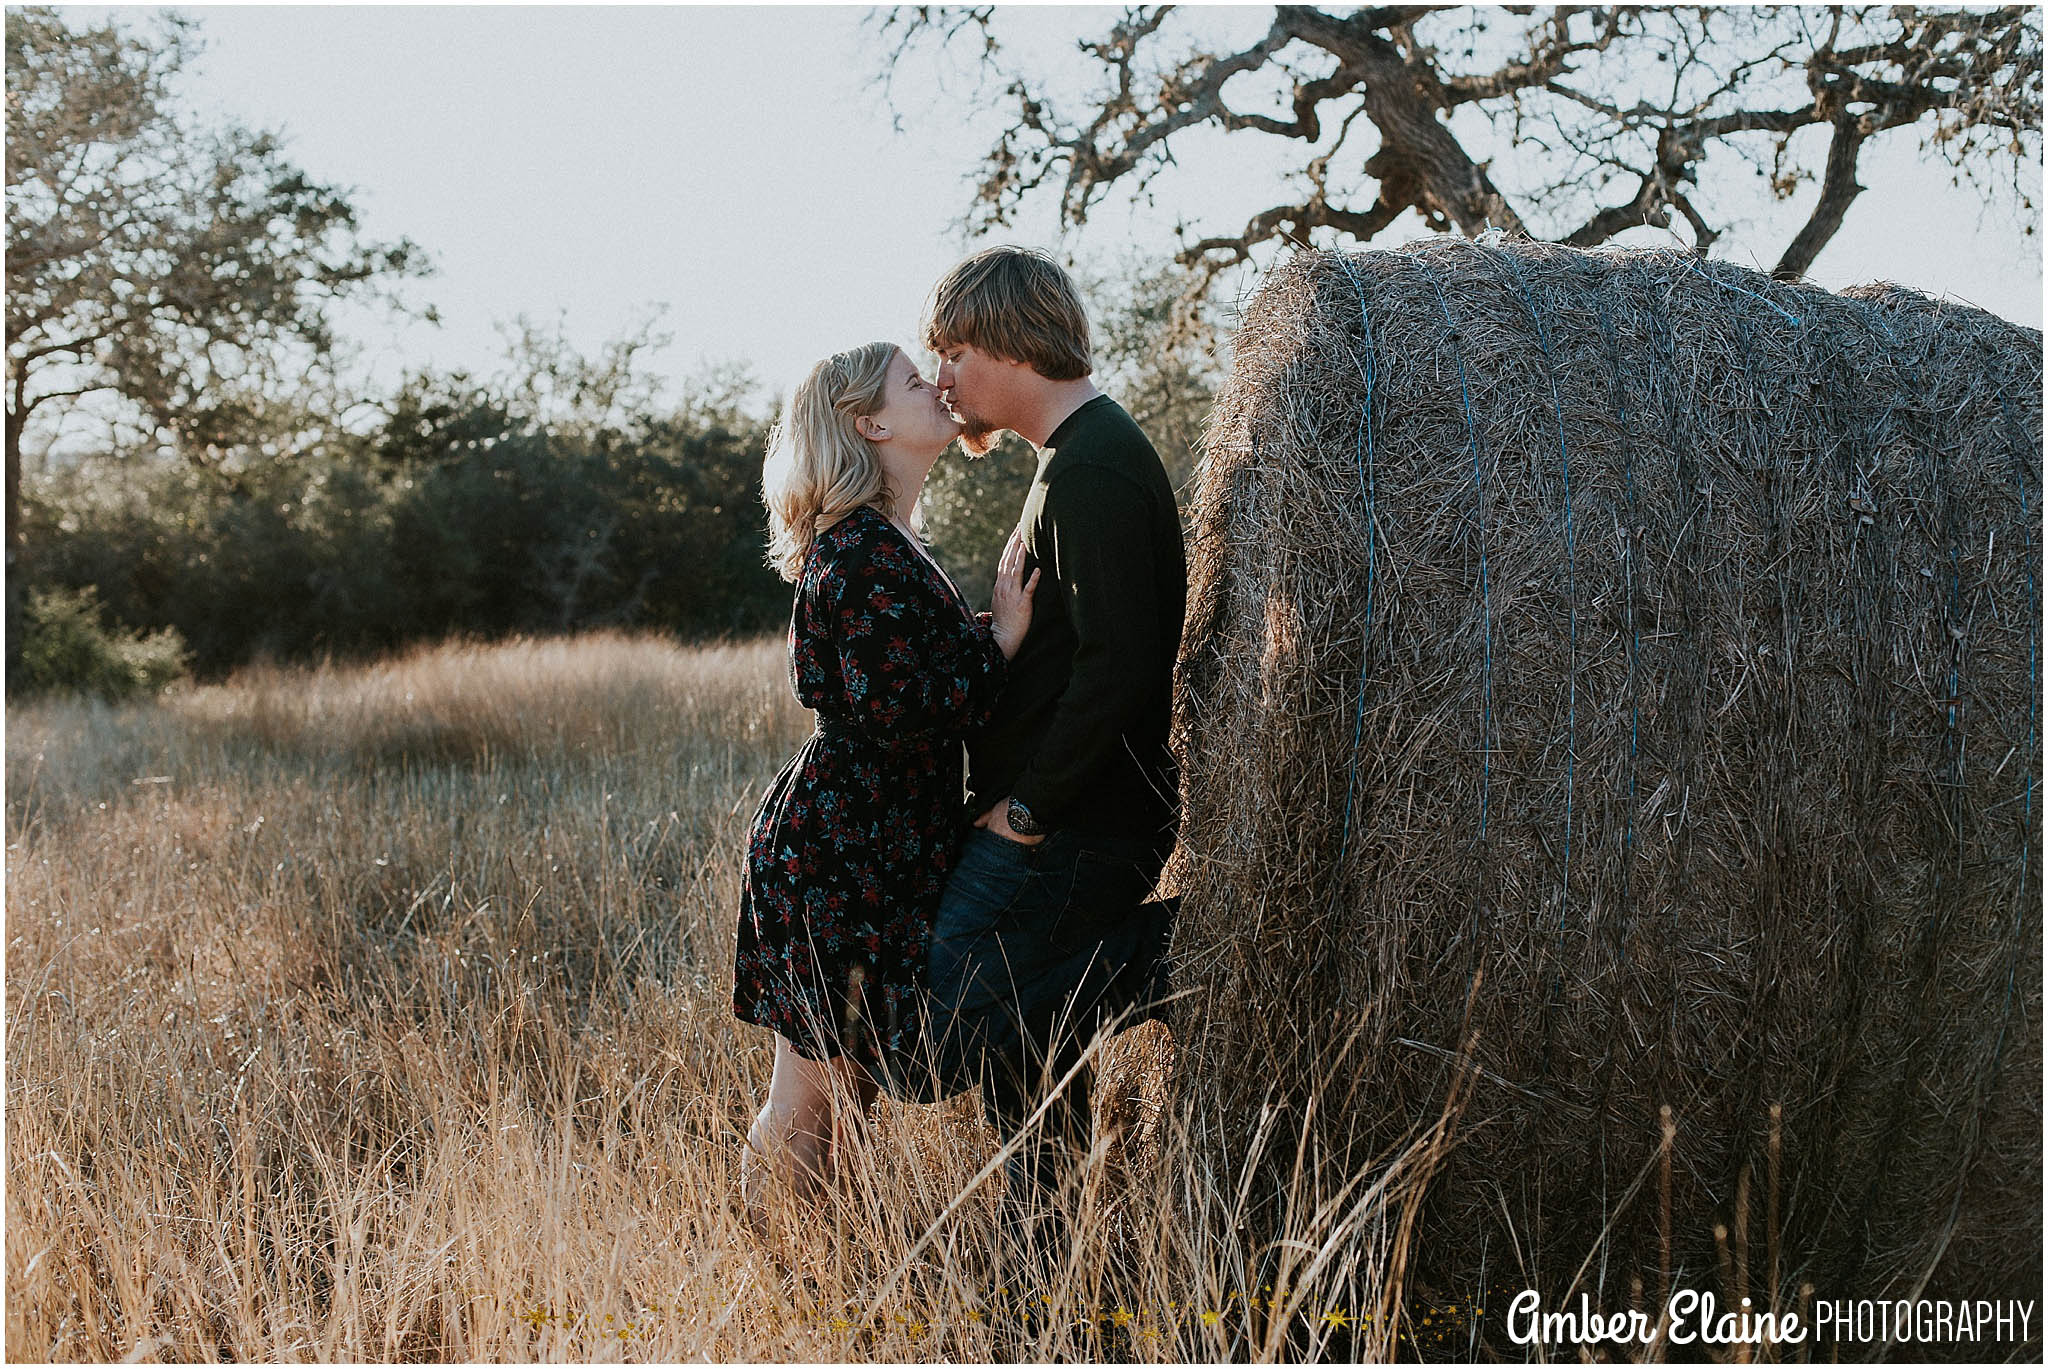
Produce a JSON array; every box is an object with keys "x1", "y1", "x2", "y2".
[
  {"x1": 4, "y1": 6, "x2": 429, "y2": 462},
  {"x1": 20, "y1": 248, "x2": 1233, "y2": 668},
  {"x1": 21, "y1": 376, "x2": 787, "y2": 683},
  {"x1": 14, "y1": 584, "x2": 189, "y2": 701},
  {"x1": 1083, "y1": 254, "x2": 1227, "y2": 505},
  {"x1": 3, "y1": 5, "x2": 428, "y2": 693}
]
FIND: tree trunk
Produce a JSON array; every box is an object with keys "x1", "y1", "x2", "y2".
[
  {"x1": 6, "y1": 408, "x2": 25, "y2": 694},
  {"x1": 6, "y1": 406, "x2": 21, "y2": 564},
  {"x1": 1286, "y1": 7, "x2": 1529, "y2": 236},
  {"x1": 1776, "y1": 118, "x2": 1867, "y2": 280}
]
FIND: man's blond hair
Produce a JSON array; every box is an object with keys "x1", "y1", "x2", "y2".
[{"x1": 923, "y1": 246, "x2": 1092, "y2": 380}]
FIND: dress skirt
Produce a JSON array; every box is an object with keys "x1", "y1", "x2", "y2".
[{"x1": 731, "y1": 505, "x2": 1005, "y2": 1074}]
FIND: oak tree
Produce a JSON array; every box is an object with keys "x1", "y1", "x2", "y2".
[
  {"x1": 878, "y1": 5, "x2": 2041, "y2": 297},
  {"x1": 4, "y1": 7, "x2": 428, "y2": 564}
]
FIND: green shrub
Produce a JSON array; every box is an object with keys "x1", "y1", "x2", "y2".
[
  {"x1": 22, "y1": 410, "x2": 790, "y2": 681},
  {"x1": 14, "y1": 585, "x2": 189, "y2": 702}
]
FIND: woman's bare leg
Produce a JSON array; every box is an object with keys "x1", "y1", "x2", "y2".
[{"x1": 741, "y1": 1036, "x2": 880, "y2": 1231}]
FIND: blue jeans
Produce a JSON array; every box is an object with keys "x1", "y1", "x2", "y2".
[{"x1": 884, "y1": 825, "x2": 1176, "y2": 1211}]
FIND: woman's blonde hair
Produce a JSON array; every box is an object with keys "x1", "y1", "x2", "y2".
[{"x1": 762, "y1": 341, "x2": 900, "y2": 581}]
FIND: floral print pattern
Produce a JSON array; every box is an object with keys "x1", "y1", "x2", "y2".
[{"x1": 732, "y1": 505, "x2": 1006, "y2": 1070}]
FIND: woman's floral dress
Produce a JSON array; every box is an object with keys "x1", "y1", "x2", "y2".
[{"x1": 732, "y1": 504, "x2": 1006, "y2": 1072}]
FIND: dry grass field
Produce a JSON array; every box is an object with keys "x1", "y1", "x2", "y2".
[{"x1": 6, "y1": 631, "x2": 1403, "y2": 1363}]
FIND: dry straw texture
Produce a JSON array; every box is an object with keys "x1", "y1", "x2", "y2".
[
  {"x1": 7, "y1": 631, "x2": 1349, "y2": 1362},
  {"x1": 1169, "y1": 238, "x2": 2042, "y2": 1347}
]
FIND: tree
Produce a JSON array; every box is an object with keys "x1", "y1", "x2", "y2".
[
  {"x1": 1080, "y1": 254, "x2": 1226, "y2": 501},
  {"x1": 4, "y1": 7, "x2": 428, "y2": 564},
  {"x1": 487, "y1": 307, "x2": 677, "y2": 440},
  {"x1": 877, "y1": 6, "x2": 2041, "y2": 298}
]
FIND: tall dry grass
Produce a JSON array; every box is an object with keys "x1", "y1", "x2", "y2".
[{"x1": 6, "y1": 630, "x2": 1427, "y2": 1363}]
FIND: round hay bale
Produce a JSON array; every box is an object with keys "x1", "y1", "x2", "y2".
[{"x1": 1169, "y1": 237, "x2": 2041, "y2": 1346}]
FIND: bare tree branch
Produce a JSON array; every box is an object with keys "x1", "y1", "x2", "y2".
[{"x1": 875, "y1": 4, "x2": 2041, "y2": 295}]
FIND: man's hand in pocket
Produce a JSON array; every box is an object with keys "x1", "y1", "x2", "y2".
[{"x1": 974, "y1": 797, "x2": 1045, "y2": 846}]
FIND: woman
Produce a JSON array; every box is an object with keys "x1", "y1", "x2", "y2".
[{"x1": 734, "y1": 341, "x2": 1037, "y2": 1225}]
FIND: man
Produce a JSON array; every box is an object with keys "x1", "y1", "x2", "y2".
[{"x1": 899, "y1": 245, "x2": 1186, "y2": 1248}]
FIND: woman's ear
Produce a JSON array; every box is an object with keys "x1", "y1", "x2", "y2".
[{"x1": 855, "y1": 414, "x2": 887, "y2": 442}]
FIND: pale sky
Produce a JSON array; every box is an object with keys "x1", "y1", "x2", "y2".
[{"x1": 61, "y1": 4, "x2": 2048, "y2": 412}]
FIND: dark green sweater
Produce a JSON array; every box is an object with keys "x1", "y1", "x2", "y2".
[{"x1": 964, "y1": 395, "x2": 1187, "y2": 846}]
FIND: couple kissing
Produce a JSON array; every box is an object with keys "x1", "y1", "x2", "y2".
[{"x1": 732, "y1": 245, "x2": 1185, "y2": 1262}]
